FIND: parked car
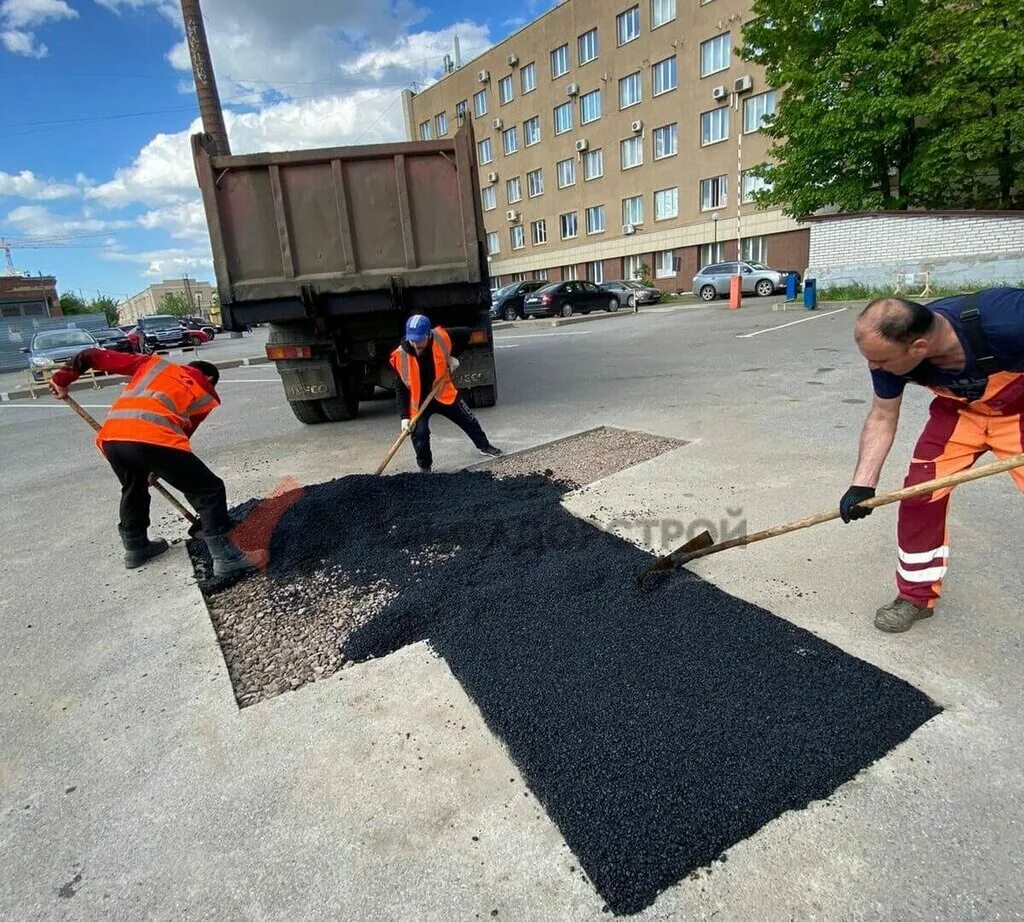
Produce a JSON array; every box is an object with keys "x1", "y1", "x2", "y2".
[
  {"x1": 22, "y1": 328, "x2": 98, "y2": 381},
  {"x1": 490, "y1": 280, "x2": 548, "y2": 321},
  {"x1": 136, "y1": 314, "x2": 208, "y2": 350},
  {"x1": 692, "y1": 261, "x2": 789, "y2": 301},
  {"x1": 523, "y1": 280, "x2": 622, "y2": 318},
  {"x1": 181, "y1": 316, "x2": 219, "y2": 338},
  {"x1": 600, "y1": 280, "x2": 662, "y2": 308},
  {"x1": 92, "y1": 327, "x2": 137, "y2": 353}
]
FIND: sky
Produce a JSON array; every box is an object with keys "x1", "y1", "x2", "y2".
[{"x1": 1, "y1": 0, "x2": 551, "y2": 301}]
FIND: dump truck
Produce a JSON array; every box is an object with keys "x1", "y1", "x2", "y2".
[{"x1": 190, "y1": 122, "x2": 497, "y2": 424}]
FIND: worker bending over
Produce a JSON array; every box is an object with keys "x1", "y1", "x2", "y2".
[
  {"x1": 389, "y1": 314, "x2": 502, "y2": 472},
  {"x1": 841, "y1": 287, "x2": 1024, "y2": 632},
  {"x1": 50, "y1": 349, "x2": 255, "y2": 576}
]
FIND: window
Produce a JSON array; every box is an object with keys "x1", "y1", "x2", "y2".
[
  {"x1": 654, "y1": 187, "x2": 679, "y2": 220},
  {"x1": 557, "y1": 157, "x2": 576, "y2": 188},
  {"x1": 622, "y1": 195, "x2": 644, "y2": 226},
  {"x1": 498, "y1": 75, "x2": 514, "y2": 105},
  {"x1": 487, "y1": 231, "x2": 500, "y2": 255},
  {"x1": 700, "y1": 242, "x2": 725, "y2": 267},
  {"x1": 531, "y1": 219, "x2": 547, "y2": 245},
  {"x1": 624, "y1": 254, "x2": 642, "y2": 280},
  {"x1": 482, "y1": 186, "x2": 497, "y2": 211},
  {"x1": 656, "y1": 249, "x2": 677, "y2": 278},
  {"x1": 506, "y1": 177, "x2": 522, "y2": 204},
  {"x1": 554, "y1": 101, "x2": 573, "y2": 135},
  {"x1": 491, "y1": 276, "x2": 502, "y2": 289},
  {"x1": 580, "y1": 89, "x2": 602, "y2": 124},
  {"x1": 478, "y1": 138, "x2": 493, "y2": 163},
  {"x1": 551, "y1": 44, "x2": 570, "y2": 78},
  {"x1": 621, "y1": 135, "x2": 644, "y2": 169},
  {"x1": 563, "y1": 264, "x2": 579, "y2": 281},
  {"x1": 521, "y1": 62, "x2": 537, "y2": 94},
  {"x1": 701, "y1": 33, "x2": 731, "y2": 77},
  {"x1": 560, "y1": 211, "x2": 579, "y2": 239},
  {"x1": 652, "y1": 0, "x2": 676, "y2": 29},
  {"x1": 455, "y1": 99, "x2": 468, "y2": 123},
  {"x1": 588, "y1": 260, "x2": 604, "y2": 284},
  {"x1": 617, "y1": 5, "x2": 640, "y2": 45},
  {"x1": 513, "y1": 272, "x2": 528, "y2": 282},
  {"x1": 418, "y1": 120, "x2": 433, "y2": 141},
  {"x1": 578, "y1": 28, "x2": 599, "y2": 64},
  {"x1": 742, "y1": 235, "x2": 766, "y2": 263},
  {"x1": 619, "y1": 72, "x2": 642, "y2": 108},
  {"x1": 583, "y1": 148, "x2": 603, "y2": 180},
  {"x1": 510, "y1": 225, "x2": 526, "y2": 250},
  {"x1": 742, "y1": 169, "x2": 773, "y2": 202},
  {"x1": 586, "y1": 205, "x2": 605, "y2": 234},
  {"x1": 435, "y1": 112, "x2": 448, "y2": 136},
  {"x1": 524, "y1": 115, "x2": 541, "y2": 146},
  {"x1": 653, "y1": 123, "x2": 678, "y2": 159},
  {"x1": 743, "y1": 90, "x2": 777, "y2": 133},
  {"x1": 700, "y1": 174, "x2": 728, "y2": 210},
  {"x1": 503, "y1": 126, "x2": 519, "y2": 155},
  {"x1": 701, "y1": 107, "x2": 729, "y2": 145},
  {"x1": 474, "y1": 89, "x2": 488, "y2": 117},
  {"x1": 527, "y1": 168, "x2": 544, "y2": 197},
  {"x1": 652, "y1": 56, "x2": 677, "y2": 95}
]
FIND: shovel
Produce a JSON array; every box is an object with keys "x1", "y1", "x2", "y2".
[
  {"x1": 374, "y1": 377, "x2": 448, "y2": 476},
  {"x1": 637, "y1": 451, "x2": 1024, "y2": 586}
]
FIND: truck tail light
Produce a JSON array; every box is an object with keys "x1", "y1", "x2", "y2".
[
  {"x1": 266, "y1": 344, "x2": 313, "y2": 360},
  {"x1": 468, "y1": 330, "x2": 490, "y2": 345}
]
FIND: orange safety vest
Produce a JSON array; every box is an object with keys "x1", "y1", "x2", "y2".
[
  {"x1": 97, "y1": 356, "x2": 219, "y2": 453},
  {"x1": 389, "y1": 327, "x2": 459, "y2": 416}
]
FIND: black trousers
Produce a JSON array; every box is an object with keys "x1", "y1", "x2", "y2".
[
  {"x1": 410, "y1": 397, "x2": 489, "y2": 469},
  {"x1": 103, "y1": 440, "x2": 232, "y2": 536}
]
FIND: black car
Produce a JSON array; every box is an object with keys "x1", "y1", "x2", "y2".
[
  {"x1": 181, "y1": 316, "x2": 219, "y2": 338},
  {"x1": 137, "y1": 314, "x2": 193, "y2": 349},
  {"x1": 490, "y1": 280, "x2": 548, "y2": 322},
  {"x1": 92, "y1": 327, "x2": 136, "y2": 353},
  {"x1": 522, "y1": 280, "x2": 623, "y2": 318}
]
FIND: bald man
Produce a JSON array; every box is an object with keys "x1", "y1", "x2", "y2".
[{"x1": 842, "y1": 287, "x2": 1024, "y2": 632}]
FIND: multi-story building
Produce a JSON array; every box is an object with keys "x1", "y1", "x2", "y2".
[
  {"x1": 120, "y1": 278, "x2": 216, "y2": 324},
  {"x1": 402, "y1": 0, "x2": 808, "y2": 291},
  {"x1": 0, "y1": 274, "x2": 61, "y2": 318}
]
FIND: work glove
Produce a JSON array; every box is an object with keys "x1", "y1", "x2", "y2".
[
  {"x1": 840, "y1": 485, "x2": 876, "y2": 523},
  {"x1": 448, "y1": 355, "x2": 460, "y2": 373},
  {"x1": 401, "y1": 418, "x2": 411, "y2": 434}
]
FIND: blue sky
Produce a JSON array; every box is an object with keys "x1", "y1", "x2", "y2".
[{"x1": 1, "y1": 0, "x2": 546, "y2": 300}]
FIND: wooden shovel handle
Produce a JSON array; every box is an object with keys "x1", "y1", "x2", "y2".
[
  {"x1": 665, "y1": 451, "x2": 1024, "y2": 568},
  {"x1": 374, "y1": 376, "x2": 449, "y2": 476}
]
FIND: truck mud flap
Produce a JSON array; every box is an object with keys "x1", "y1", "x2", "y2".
[
  {"x1": 453, "y1": 348, "x2": 496, "y2": 390},
  {"x1": 276, "y1": 361, "x2": 337, "y2": 402}
]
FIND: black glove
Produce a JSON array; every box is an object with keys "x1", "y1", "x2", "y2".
[{"x1": 840, "y1": 485, "x2": 876, "y2": 523}]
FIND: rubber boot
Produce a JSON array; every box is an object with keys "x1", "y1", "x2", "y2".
[
  {"x1": 874, "y1": 597, "x2": 933, "y2": 633},
  {"x1": 204, "y1": 534, "x2": 257, "y2": 577},
  {"x1": 118, "y1": 525, "x2": 169, "y2": 570}
]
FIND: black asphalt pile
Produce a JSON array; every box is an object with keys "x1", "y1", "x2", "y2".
[{"x1": 191, "y1": 470, "x2": 939, "y2": 915}]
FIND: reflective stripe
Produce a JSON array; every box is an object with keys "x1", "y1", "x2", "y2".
[
  {"x1": 897, "y1": 564, "x2": 948, "y2": 584},
  {"x1": 133, "y1": 389, "x2": 180, "y2": 415},
  {"x1": 123, "y1": 357, "x2": 171, "y2": 397},
  {"x1": 898, "y1": 545, "x2": 949, "y2": 565},
  {"x1": 105, "y1": 409, "x2": 186, "y2": 437},
  {"x1": 434, "y1": 330, "x2": 451, "y2": 365},
  {"x1": 186, "y1": 394, "x2": 215, "y2": 415}
]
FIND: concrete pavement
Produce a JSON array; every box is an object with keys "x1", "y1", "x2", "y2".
[{"x1": 1, "y1": 301, "x2": 1021, "y2": 920}]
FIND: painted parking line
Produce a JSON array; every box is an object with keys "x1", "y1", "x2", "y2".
[{"x1": 736, "y1": 307, "x2": 848, "y2": 338}]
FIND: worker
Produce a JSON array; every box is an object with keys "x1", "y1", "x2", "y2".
[
  {"x1": 48, "y1": 348, "x2": 256, "y2": 576},
  {"x1": 389, "y1": 314, "x2": 502, "y2": 472},
  {"x1": 840, "y1": 288, "x2": 1024, "y2": 632}
]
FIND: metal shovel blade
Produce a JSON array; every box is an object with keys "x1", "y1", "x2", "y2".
[{"x1": 635, "y1": 530, "x2": 714, "y2": 588}]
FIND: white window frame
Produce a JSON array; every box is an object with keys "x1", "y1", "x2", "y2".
[
  {"x1": 478, "y1": 138, "x2": 493, "y2": 164},
  {"x1": 435, "y1": 112, "x2": 448, "y2": 136},
  {"x1": 527, "y1": 168, "x2": 544, "y2": 198},
  {"x1": 701, "y1": 242, "x2": 725, "y2": 267},
  {"x1": 554, "y1": 101, "x2": 573, "y2": 135},
  {"x1": 624, "y1": 254, "x2": 642, "y2": 280},
  {"x1": 586, "y1": 205, "x2": 606, "y2": 235},
  {"x1": 652, "y1": 56, "x2": 677, "y2": 96},
  {"x1": 617, "y1": 5, "x2": 640, "y2": 46},
  {"x1": 578, "y1": 28, "x2": 599, "y2": 65},
  {"x1": 551, "y1": 44, "x2": 570, "y2": 79},
  {"x1": 583, "y1": 148, "x2": 604, "y2": 181},
  {"x1": 531, "y1": 219, "x2": 547, "y2": 246},
  {"x1": 654, "y1": 187, "x2": 678, "y2": 221},
  {"x1": 487, "y1": 231, "x2": 500, "y2": 255},
  {"x1": 482, "y1": 186, "x2": 497, "y2": 211},
  {"x1": 521, "y1": 62, "x2": 537, "y2": 94},
  {"x1": 741, "y1": 168, "x2": 773, "y2": 203},
  {"x1": 653, "y1": 122, "x2": 678, "y2": 159},
  {"x1": 622, "y1": 194, "x2": 644, "y2": 226},
  {"x1": 619, "y1": 71, "x2": 642, "y2": 109},
  {"x1": 580, "y1": 89, "x2": 602, "y2": 124},
  {"x1": 656, "y1": 249, "x2": 676, "y2": 279},
  {"x1": 524, "y1": 115, "x2": 541, "y2": 146},
  {"x1": 651, "y1": 0, "x2": 676, "y2": 29},
  {"x1": 560, "y1": 211, "x2": 579, "y2": 240},
  {"x1": 557, "y1": 157, "x2": 576, "y2": 189},
  {"x1": 506, "y1": 176, "x2": 522, "y2": 204},
  {"x1": 563, "y1": 264, "x2": 579, "y2": 281},
  {"x1": 419, "y1": 120, "x2": 433, "y2": 141},
  {"x1": 742, "y1": 235, "x2": 767, "y2": 263},
  {"x1": 701, "y1": 107, "x2": 729, "y2": 146},
  {"x1": 502, "y1": 126, "x2": 519, "y2": 156},
  {"x1": 621, "y1": 135, "x2": 644, "y2": 170},
  {"x1": 588, "y1": 260, "x2": 605, "y2": 284},
  {"x1": 743, "y1": 90, "x2": 777, "y2": 133},
  {"x1": 510, "y1": 225, "x2": 526, "y2": 250},
  {"x1": 700, "y1": 174, "x2": 728, "y2": 210},
  {"x1": 455, "y1": 100, "x2": 468, "y2": 122},
  {"x1": 498, "y1": 75, "x2": 514, "y2": 106},
  {"x1": 700, "y1": 33, "x2": 732, "y2": 78},
  {"x1": 532, "y1": 270, "x2": 547, "y2": 280},
  {"x1": 474, "y1": 89, "x2": 488, "y2": 118}
]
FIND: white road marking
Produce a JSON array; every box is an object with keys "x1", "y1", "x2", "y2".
[
  {"x1": 494, "y1": 344, "x2": 520, "y2": 349},
  {"x1": 501, "y1": 330, "x2": 593, "y2": 340},
  {"x1": 736, "y1": 307, "x2": 848, "y2": 338},
  {"x1": 217, "y1": 378, "x2": 280, "y2": 383}
]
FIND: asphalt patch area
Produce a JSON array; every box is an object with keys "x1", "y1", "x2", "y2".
[{"x1": 189, "y1": 471, "x2": 939, "y2": 915}]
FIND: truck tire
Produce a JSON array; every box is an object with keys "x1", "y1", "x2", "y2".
[
  {"x1": 319, "y1": 368, "x2": 360, "y2": 421},
  {"x1": 288, "y1": 399, "x2": 327, "y2": 425},
  {"x1": 468, "y1": 384, "x2": 497, "y2": 408}
]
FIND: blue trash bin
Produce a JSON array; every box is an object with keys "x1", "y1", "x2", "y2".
[
  {"x1": 785, "y1": 272, "x2": 799, "y2": 301},
  {"x1": 803, "y1": 277, "x2": 817, "y2": 311}
]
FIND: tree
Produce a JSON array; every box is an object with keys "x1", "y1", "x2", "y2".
[
  {"x1": 635, "y1": 263, "x2": 655, "y2": 287},
  {"x1": 90, "y1": 296, "x2": 120, "y2": 326},
  {"x1": 59, "y1": 292, "x2": 90, "y2": 315},
  {"x1": 157, "y1": 292, "x2": 193, "y2": 317}
]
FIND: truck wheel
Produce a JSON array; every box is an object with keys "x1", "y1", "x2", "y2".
[
  {"x1": 359, "y1": 384, "x2": 377, "y2": 400},
  {"x1": 320, "y1": 369, "x2": 360, "y2": 421},
  {"x1": 288, "y1": 399, "x2": 327, "y2": 425},
  {"x1": 468, "y1": 385, "x2": 497, "y2": 408}
]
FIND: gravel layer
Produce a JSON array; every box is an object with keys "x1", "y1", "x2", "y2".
[{"x1": 190, "y1": 470, "x2": 939, "y2": 915}]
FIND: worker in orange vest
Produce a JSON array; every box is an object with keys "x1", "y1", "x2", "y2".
[
  {"x1": 389, "y1": 314, "x2": 502, "y2": 472},
  {"x1": 49, "y1": 349, "x2": 255, "y2": 575}
]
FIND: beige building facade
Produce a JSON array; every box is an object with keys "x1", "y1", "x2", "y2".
[
  {"x1": 402, "y1": 0, "x2": 808, "y2": 290},
  {"x1": 120, "y1": 278, "x2": 216, "y2": 324}
]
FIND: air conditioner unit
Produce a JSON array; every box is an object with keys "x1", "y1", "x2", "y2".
[
  {"x1": 574, "y1": 138, "x2": 589, "y2": 152},
  {"x1": 477, "y1": 69, "x2": 490, "y2": 83},
  {"x1": 486, "y1": 171, "x2": 499, "y2": 184},
  {"x1": 507, "y1": 209, "x2": 521, "y2": 222},
  {"x1": 566, "y1": 82, "x2": 580, "y2": 96},
  {"x1": 734, "y1": 75, "x2": 753, "y2": 93},
  {"x1": 631, "y1": 119, "x2": 643, "y2": 134},
  {"x1": 492, "y1": 117, "x2": 503, "y2": 130},
  {"x1": 622, "y1": 224, "x2": 636, "y2": 235},
  {"x1": 712, "y1": 84, "x2": 728, "y2": 101},
  {"x1": 506, "y1": 53, "x2": 519, "y2": 67}
]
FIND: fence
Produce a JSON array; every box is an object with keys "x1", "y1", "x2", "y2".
[{"x1": 0, "y1": 314, "x2": 110, "y2": 372}]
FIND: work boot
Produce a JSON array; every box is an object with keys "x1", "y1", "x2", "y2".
[
  {"x1": 118, "y1": 525, "x2": 169, "y2": 570},
  {"x1": 417, "y1": 459, "x2": 432, "y2": 473},
  {"x1": 874, "y1": 597, "x2": 933, "y2": 633},
  {"x1": 203, "y1": 534, "x2": 258, "y2": 577},
  {"x1": 479, "y1": 444, "x2": 503, "y2": 458}
]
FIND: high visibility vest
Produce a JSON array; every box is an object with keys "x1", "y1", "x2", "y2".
[
  {"x1": 389, "y1": 327, "x2": 459, "y2": 416},
  {"x1": 98, "y1": 356, "x2": 219, "y2": 453}
]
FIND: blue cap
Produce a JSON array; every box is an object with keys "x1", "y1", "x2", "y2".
[{"x1": 405, "y1": 314, "x2": 432, "y2": 343}]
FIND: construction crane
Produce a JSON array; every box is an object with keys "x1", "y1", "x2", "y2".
[{"x1": 1, "y1": 232, "x2": 111, "y2": 276}]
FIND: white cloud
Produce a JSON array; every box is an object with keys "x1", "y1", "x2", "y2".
[
  {"x1": 0, "y1": 169, "x2": 80, "y2": 200},
  {"x1": 102, "y1": 246, "x2": 214, "y2": 278},
  {"x1": 137, "y1": 201, "x2": 208, "y2": 239},
  {"x1": 1, "y1": 27, "x2": 45, "y2": 55},
  {"x1": 0, "y1": 0, "x2": 76, "y2": 57},
  {"x1": 5, "y1": 204, "x2": 133, "y2": 236}
]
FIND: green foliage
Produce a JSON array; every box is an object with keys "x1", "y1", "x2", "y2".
[
  {"x1": 91, "y1": 296, "x2": 120, "y2": 326},
  {"x1": 817, "y1": 280, "x2": 1019, "y2": 302},
  {"x1": 58, "y1": 292, "x2": 89, "y2": 315},
  {"x1": 157, "y1": 292, "x2": 193, "y2": 317},
  {"x1": 59, "y1": 292, "x2": 121, "y2": 325},
  {"x1": 635, "y1": 263, "x2": 654, "y2": 286}
]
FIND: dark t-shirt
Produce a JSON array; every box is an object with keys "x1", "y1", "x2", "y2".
[{"x1": 871, "y1": 288, "x2": 1024, "y2": 401}]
